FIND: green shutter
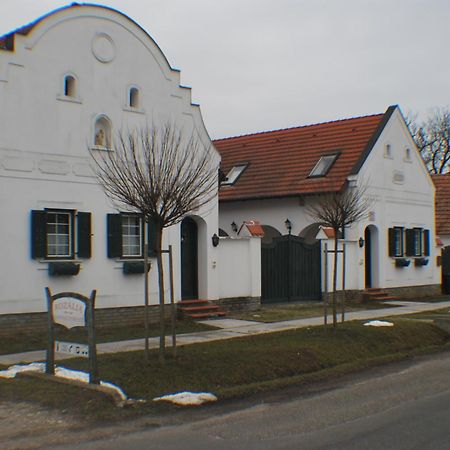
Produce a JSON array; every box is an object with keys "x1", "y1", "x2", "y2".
[
  {"x1": 31, "y1": 210, "x2": 47, "y2": 259},
  {"x1": 107, "y1": 214, "x2": 122, "y2": 258},
  {"x1": 405, "y1": 229, "x2": 415, "y2": 256},
  {"x1": 388, "y1": 228, "x2": 395, "y2": 257},
  {"x1": 77, "y1": 212, "x2": 92, "y2": 258},
  {"x1": 147, "y1": 216, "x2": 157, "y2": 257},
  {"x1": 423, "y1": 229, "x2": 430, "y2": 256}
]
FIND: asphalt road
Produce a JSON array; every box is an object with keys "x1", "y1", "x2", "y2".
[{"x1": 51, "y1": 351, "x2": 450, "y2": 450}]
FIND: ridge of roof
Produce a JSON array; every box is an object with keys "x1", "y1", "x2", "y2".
[{"x1": 213, "y1": 111, "x2": 386, "y2": 142}]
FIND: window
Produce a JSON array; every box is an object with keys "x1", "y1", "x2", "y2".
[
  {"x1": 405, "y1": 147, "x2": 412, "y2": 161},
  {"x1": 94, "y1": 115, "x2": 112, "y2": 149},
  {"x1": 107, "y1": 213, "x2": 156, "y2": 258},
  {"x1": 47, "y1": 211, "x2": 72, "y2": 257},
  {"x1": 221, "y1": 164, "x2": 248, "y2": 186},
  {"x1": 64, "y1": 75, "x2": 76, "y2": 97},
  {"x1": 122, "y1": 215, "x2": 142, "y2": 257},
  {"x1": 388, "y1": 227, "x2": 404, "y2": 257},
  {"x1": 31, "y1": 210, "x2": 91, "y2": 259},
  {"x1": 309, "y1": 154, "x2": 338, "y2": 177},
  {"x1": 406, "y1": 228, "x2": 430, "y2": 257},
  {"x1": 389, "y1": 227, "x2": 430, "y2": 258},
  {"x1": 384, "y1": 144, "x2": 392, "y2": 158},
  {"x1": 129, "y1": 87, "x2": 140, "y2": 108}
]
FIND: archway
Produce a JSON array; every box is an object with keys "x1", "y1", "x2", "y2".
[{"x1": 181, "y1": 217, "x2": 198, "y2": 299}]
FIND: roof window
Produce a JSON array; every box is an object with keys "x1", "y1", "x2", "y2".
[
  {"x1": 222, "y1": 164, "x2": 248, "y2": 186},
  {"x1": 309, "y1": 154, "x2": 338, "y2": 177}
]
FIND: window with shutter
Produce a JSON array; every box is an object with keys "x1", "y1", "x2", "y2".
[
  {"x1": 388, "y1": 227, "x2": 404, "y2": 257},
  {"x1": 31, "y1": 209, "x2": 90, "y2": 260}
]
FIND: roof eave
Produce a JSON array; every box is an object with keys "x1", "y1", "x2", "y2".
[{"x1": 349, "y1": 105, "x2": 397, "y2": 176}]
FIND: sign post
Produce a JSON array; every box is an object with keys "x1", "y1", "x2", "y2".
[{"x1": 45, "y1": 287, "x2": 99, "y2": 384}]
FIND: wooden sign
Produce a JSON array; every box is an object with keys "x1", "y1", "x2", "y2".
[
  {"x1": 45, "y1": 288, "x2": 99, "y2": 384},
  {"x1": 53, "y1": 298, "x2": 86, "y2": 329}
]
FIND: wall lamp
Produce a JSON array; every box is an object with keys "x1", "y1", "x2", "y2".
[
  {"x1": 285, "y1": 218, "x2": 292, "y2": 235},
  {"x1": 358, "y1": 237, "x2": 365, "y2": 248},
  {"x1": 212, "y1": 233, "x2": 220, "y2": 247},
  {"x1": 231, "y1": 221, "x2": 238, "y2": 233}
]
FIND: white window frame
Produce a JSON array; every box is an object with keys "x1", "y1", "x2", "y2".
[
  {"x1": 121, "y1": 215, "x2": 143, "y2": 258},
  {"x1": 46, "y1": 210, "x2": 73, "y2": 258}
]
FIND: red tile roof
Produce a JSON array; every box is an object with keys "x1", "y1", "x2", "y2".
[
  {"x1": 239, "y1": 220, "x2": 265, "y2": 237},
  {"x1": 432, "y1": 174, "x2": 450, "y2": 235},
  {"x1": 215, "y1": 106, "x2": 396, "y2": 202}
]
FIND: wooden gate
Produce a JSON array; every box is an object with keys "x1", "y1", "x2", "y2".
[
  {"x1": 261, "y1": 235, "x2": 321, "y2": 303},
  {"x1": 442, "y1": 246, "x2": 450, "y2": 294}
]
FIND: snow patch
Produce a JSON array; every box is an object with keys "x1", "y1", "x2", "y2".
[
  {"x1": 364, "y1": 320, "x2": 394, "y2": 327},
  {"x1": 153, "y1": 391, "x2": 218, "y2": 406},
  {"x1": 0, "y1": 362, "x2": 130, "y2": 402}
]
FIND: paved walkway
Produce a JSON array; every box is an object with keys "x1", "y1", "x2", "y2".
[{"x1": 1, "y1": 300, "x2": 450, "y2": 366}]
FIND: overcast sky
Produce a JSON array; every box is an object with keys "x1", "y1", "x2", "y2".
[{"x1": 2, "y1": 1, "x2": 450, "y2": 139}]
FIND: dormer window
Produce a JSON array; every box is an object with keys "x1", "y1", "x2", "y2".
[
  {"x1": 222, "y1": 164, "x2": 248, "y2": 186},
  {"x1": 64, "y1": 75, "x2": 76, "y2": 97},
  {"x1": 309, "y1": 153, "x2": 338, "y2": 177},
  {"x1": 129, "y1": 87, "x2": 139, "y2": 108}
]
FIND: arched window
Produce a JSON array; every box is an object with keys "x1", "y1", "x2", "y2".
[
  {"x1": 94, "y1": 116, "x2": 112, "y2": 149},
  {"x1": 129, "y1": 87, "x2": 139, "y2": 108},
  {"x1": 64, "y1": 75, "x2": 76, "y2": 97}
]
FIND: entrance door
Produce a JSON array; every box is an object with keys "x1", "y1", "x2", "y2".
[
  {"x1": 181, "y1": 218, "x2": 198, "y2": 299},
  {"x1": 442, "y1": 246, "x2": 450, "y2": 294},
  {"x1": 364, "y1": 227, "x2": 372, "y2": 288}
]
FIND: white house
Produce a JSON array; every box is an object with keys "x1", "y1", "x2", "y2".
[
  {"x1": 0, "y1": 4, "x2": 260, "y2": 330},
  {"x1": 215, "y1": 106, "x2": 440, "y2": 302}
]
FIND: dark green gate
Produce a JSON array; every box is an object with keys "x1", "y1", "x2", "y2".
[{"x1": 261, "y1": 235, "x2": 321, "y2": 303}]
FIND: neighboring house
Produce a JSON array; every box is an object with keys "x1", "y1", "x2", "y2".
[
  {"x1": 433, "y1": 174, "x2": 450, "y2": 246},
  {"x1": 432, "y1": 174, "x2": 450, "y2": 293},
  {"x1": 0, "y1": 4, "x2": 259, "y2": 329},
  {"x1": 215, "y1": 105, "x2": 440, "y2": 302}
]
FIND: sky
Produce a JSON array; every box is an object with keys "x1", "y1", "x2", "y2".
[{"x1": 1, "y1": 0, "x2": 450, "y2": 139}]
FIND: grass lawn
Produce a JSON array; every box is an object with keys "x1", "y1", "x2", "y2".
[
  {"x1": 394, "y1": 307, "x2": 450, "y2": 321},
  {"x1": 229, "y1": 301, "x2": 397, "y2": 323},
  {"x1": 0, "y1": 320, "x2": 218, "y2": 355},
  {"x1": 1, "y1": 319, "x2": 448, "y2": 421}
]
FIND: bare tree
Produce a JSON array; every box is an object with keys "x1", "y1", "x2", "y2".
[
  {"x1": 91, "y1": 123, "x2": 218, "y2": 363},
  {"x1": 307, "y1": 184, "x2": 372, "y2": 329},
  {"x1": 407, "y1": 108, "x2": 450, "y2": 174}
]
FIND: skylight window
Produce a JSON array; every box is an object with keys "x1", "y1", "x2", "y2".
[
  {"x1": 222, "y1": 164, "x2": 248, "y2": 186},
  {"x1": 309, "y1": 154, "x2": 339, "y2": 177}
]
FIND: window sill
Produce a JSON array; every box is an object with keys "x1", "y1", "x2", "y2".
[
  {"x1": 122, "y1": 106, "x2": 145, "y2": 114},
  {"x1": 56, "y1": 95, "x2": 82, "y2": 104},
  {"x1": 91, "y1": 145, "x2": 112, "y2": 152},
  {"x1": 414, "y1": 257, "x2": 429, "y2": 266}
]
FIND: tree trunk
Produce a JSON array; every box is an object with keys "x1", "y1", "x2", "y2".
[
  {"x1": 332, "y1": 232, "x2": 338, "y2": 329},
  {"x1": 155, "y1": 223, "x2": 166, "y2": 364}
]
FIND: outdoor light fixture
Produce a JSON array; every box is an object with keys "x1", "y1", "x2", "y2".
[
  {"x1": 231, "y1": 221, "x2": 238, "y2": 233},
  {"x1": 358, "y1": 237, "x2": 365, "y2": 248},
  {"x1": 212, "y1": 233, "x2": 220, "y2": 247},
  {"x1": 285, "y1": 218, "x2": 292, "y2": 234}
]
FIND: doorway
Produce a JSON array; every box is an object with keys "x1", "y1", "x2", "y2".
[{"x1": 181, "y1": 217, "x2": 198, "y2": 299}]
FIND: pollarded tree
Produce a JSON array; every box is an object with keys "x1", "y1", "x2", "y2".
[
  {"x1": 306, "y1": 183, "x2": 372, "y2": 329},
  {"x1": 91, "y1": 123, "x2": 219, "y2": 362}
]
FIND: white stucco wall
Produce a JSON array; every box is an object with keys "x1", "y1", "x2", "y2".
[
  {"x1": 0, "y1": 5, "x2": 222, "y2": 314},
  {"x1": 217, "y1": 237, "x2": 261, "y2": 299},
  {"x1": 219, "y1": 107, "x2": 439, "y2": 293}
]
